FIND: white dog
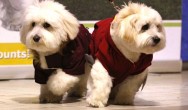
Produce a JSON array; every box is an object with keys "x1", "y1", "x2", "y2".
[
  {"x1": 87, "y1": 2, "x2": 166, "y2": 107},
  {"x1": 20, "y1": 1, "x2": 91, "y2": 103}
]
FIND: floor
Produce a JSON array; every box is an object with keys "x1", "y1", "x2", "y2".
[{"x1": 0, "y1": 71, "x2": 188, "y2": 110}]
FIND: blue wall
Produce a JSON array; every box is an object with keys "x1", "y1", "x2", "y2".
[{"x1": 181, "y1": 0, "x2": 188, "y2": 61}]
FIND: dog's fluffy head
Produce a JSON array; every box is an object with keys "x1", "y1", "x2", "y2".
[
  {"x1": 111, "y1": 2, "x2": 166, "y2": 54},
  {"x1": 20, "y1": 1, "x2": 79, "y2": 53}
]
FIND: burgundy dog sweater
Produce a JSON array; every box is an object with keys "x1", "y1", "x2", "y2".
[{"x1": 34, "y1": 24, "x2": 91, "y2": 84}]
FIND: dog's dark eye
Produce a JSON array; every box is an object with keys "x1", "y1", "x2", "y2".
[
  {"x1": 43, "y1": 22, "x2": 51, "y2": 28},
  {"x1": 31, "y1": 22, "x2": 35, "y2": 27},
  {"x1": 141, "y1": 23, "x2": 150, "y2": 32}
]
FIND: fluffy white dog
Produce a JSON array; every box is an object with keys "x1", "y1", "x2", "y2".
[
  {"x1": 87, "y1": 2, "x2": 166, "y2": 107},
  {"x1": 20, "y1": 1, "x2": 91, "y2": 103}
]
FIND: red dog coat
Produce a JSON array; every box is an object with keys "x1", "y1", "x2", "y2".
[{"x1": 89, "y1": 18, "x2": 153, "y2": 86}]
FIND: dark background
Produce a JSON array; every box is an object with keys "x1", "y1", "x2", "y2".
[{"x1": 55, "y1": 0, "x2": 181, "y2": 20}]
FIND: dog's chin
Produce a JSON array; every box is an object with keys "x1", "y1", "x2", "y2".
[
  {"x1": 140, "y1": 43, "x2": 165, "y2": 54},
  {"x1": 25, "y1": 37, "x2": 61, "y2": 54},
  {"x1": 28, "y1": 43, "x2": 59, "y2": 54}
]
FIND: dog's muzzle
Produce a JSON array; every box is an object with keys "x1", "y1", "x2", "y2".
[
  {"x1": 152, "y1": 36, "x2": 160, "y2": 46},
  {"x1": 33, "y1": 35, "x2": 41, "y2": 42}
]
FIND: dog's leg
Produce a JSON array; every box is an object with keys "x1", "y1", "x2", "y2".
[
  {"x1": 47, "y1": 69, "x2": 80, "y2": 97},
  {"x1": 86, "y1": 59, "x2": 112, "y2": 107},
  {"x1": 114, "y1": 69, "x2": 148, "y2": 105},
  {"x1": 39, "y1": 85, "x2": 63, "y2": 103},
  {"x1": 68, "y1": 74, "x2": 87, "y2": 97},
  {"x1": 68, "y1": 63, "x2": 90, "y2": 97}
]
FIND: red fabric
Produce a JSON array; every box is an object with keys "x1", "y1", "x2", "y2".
[
  {"x1": 90, "y1": 18, "x2": 153, "y2": 86},
  {"x1": 34, "y1": 24, "x2": 91, "y2": 84}
]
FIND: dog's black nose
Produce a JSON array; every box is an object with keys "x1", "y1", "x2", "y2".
[
  {"x1": 33, "y1": 35, "x2": 41, "y2": 42},
  {"x1": 152, "y1": 36, "x2": 160, "y2": 44}
]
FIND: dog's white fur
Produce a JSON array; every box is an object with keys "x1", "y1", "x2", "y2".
[
  {"x1": 87, "y1": 3, "x2": 166, "y2": 107},
  {"x1": 20, "y1": 1, "x2": 89, "y2": 103}
]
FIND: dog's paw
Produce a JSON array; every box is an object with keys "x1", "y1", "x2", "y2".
[
  {"x1": 39, "y1": 94, "x2": 62, "y2": 103},
  {"x1": 86, "y1": 96, "x2": 107, "y2": 107}
]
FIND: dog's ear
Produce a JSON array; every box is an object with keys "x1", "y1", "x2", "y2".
[
  {"x1": 115, "y1": 2, "x2": 147, "y2": 23},
  {"x1": 61, "y1": 16, "x2": 79, "y2": 40},
  {"x1": 111, "y1": 20, "x2": 119, "y2": 30},
  {"x1": 130, "y1": 15, "x2": 139, "y2": 29},
  {"x1": 20, "y1": 22, "x2": 29, "y2": 44},
  {"x1": 110, "y1": 19, "x2": 120, "y2": 37},
  {"x1": 56, "y1": 4, "x2": 79, "y2": 40}
]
